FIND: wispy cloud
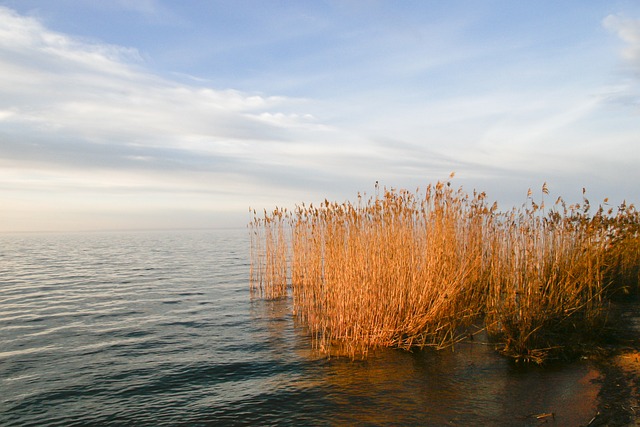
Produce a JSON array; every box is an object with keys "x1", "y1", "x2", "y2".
[
  {"x1": 0, "y1": 6, "x2": 350, "y2": 230},
  {"x1": 0, "y1": 6, "x2": 327, "y2": 179},
  {"x1": 604, "y1": 14, "x2": 640, "y2": 73},
  {"x1": 603, "y1": 14, "x2": 640, "y2": 112}
]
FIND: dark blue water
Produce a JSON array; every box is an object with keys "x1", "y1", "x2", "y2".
[{"x1": 1, "y1": 229, "x2": 601, "y2": 426}]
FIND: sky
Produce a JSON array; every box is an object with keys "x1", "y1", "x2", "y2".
[{"x1": 0, "y1": 1, "x2": 639, "y2": 232}]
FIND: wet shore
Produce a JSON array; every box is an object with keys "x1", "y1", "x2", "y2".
[{"x1": 588, "y1": 297, "x2": 640, "y2": 426}]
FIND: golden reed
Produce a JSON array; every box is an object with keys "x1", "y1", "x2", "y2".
[{"x1": 250, "y1": 176, "x2": 640, "y2": 362}]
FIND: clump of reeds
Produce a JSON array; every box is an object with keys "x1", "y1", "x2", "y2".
[
  {"x1": 249, "y1": 178, "x2": 640, "y2": 363},
  {"x1": 249, "y1": 208, "x2": 289, "y2": 300},
  {"x1": 484, "y1": 188, "x2": 608, "y2": 362},
  {"x1": 250, "y1": 176, "x2": 491, "y2": 357}
]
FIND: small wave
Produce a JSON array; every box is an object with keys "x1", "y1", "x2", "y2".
[{"x1": 0, "y1": 345, "x2": 60, "y2": 359}]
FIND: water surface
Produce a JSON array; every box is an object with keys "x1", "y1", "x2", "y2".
[{"x1": 0, "y1": 229, "x2": 600, "y2": 426}]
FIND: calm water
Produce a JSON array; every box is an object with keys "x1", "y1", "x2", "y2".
[{"x1": 1, "y1": 229, "x2": 601, "y2": 426}]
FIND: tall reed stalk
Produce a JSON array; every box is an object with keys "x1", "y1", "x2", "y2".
[{"x1": 249, "y1": 178, "x2": 640, "y2": 362}]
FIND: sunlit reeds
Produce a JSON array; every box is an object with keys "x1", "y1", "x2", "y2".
[
  {"x1": 250, "y1": 177, "x2": 640, "y2": 362},
  {"x1": 484, "y1": 190, "x2": 608, "y2": 362}
]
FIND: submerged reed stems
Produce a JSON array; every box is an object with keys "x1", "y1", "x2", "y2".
[{"x1": 249, "y1": 177, "x2": 640, "y2": 362}]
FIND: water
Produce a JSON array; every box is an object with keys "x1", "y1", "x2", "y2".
[{"x1": 1, "y1": 229, "x2": 601, "y2": 426}]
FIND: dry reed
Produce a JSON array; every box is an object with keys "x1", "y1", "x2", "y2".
[{"x1": 249, "y1": 177, "x2": 640, "y2": 363}]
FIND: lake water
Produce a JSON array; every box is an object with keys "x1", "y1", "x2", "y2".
[{"x1": 1, "y1": 229, "x2": 602, "y2": 426}]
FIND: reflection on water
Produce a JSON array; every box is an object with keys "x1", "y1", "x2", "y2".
[
  {"x1": 252, "y1": 296, "x2": 600, "y2": 426},
  {"x1": 1, "y1": 229, "x2": 600, "y2": 426},
  {"x1": 310, "y1": 332, "x2": 599, "y2": 426}
]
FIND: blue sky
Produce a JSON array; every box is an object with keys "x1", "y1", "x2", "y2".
[{"x1": 0, "y1": 1, "x2": 639, "y2": 232}]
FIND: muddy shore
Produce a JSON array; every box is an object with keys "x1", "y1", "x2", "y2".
[{"x1": 587, "y1": 297, "x2": 640, "y2": 426}]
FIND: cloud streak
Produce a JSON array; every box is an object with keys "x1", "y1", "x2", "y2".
[{"x1": 0, "y1": 6, "x2": 331, "y2": 182}]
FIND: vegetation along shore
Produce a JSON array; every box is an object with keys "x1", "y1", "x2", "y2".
[{"x1": 250, "y1": 175, "x2": 640, "y2": 364}]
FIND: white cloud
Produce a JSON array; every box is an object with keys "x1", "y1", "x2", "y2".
[
  {"x1": 604, "y1": 14, "x2": 640, "y2": 75},
  {"x1": 0, "y1": 6, "x2": 327, "y2": 172},
  {"x1": 602, "y1": 15, "x2": 640, "y2": 115}
]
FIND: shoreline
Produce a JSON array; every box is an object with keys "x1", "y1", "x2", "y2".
[{"x1": 589, "y1": 297, "x2": 640, "y2": 426}]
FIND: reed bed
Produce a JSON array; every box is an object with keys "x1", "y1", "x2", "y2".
[
  {"x1": 249, "y1": 178, "x2": 640, "y2": 363},
  {"x1": 485, "y1": 191, "x2": 609, "y2": 362}
]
